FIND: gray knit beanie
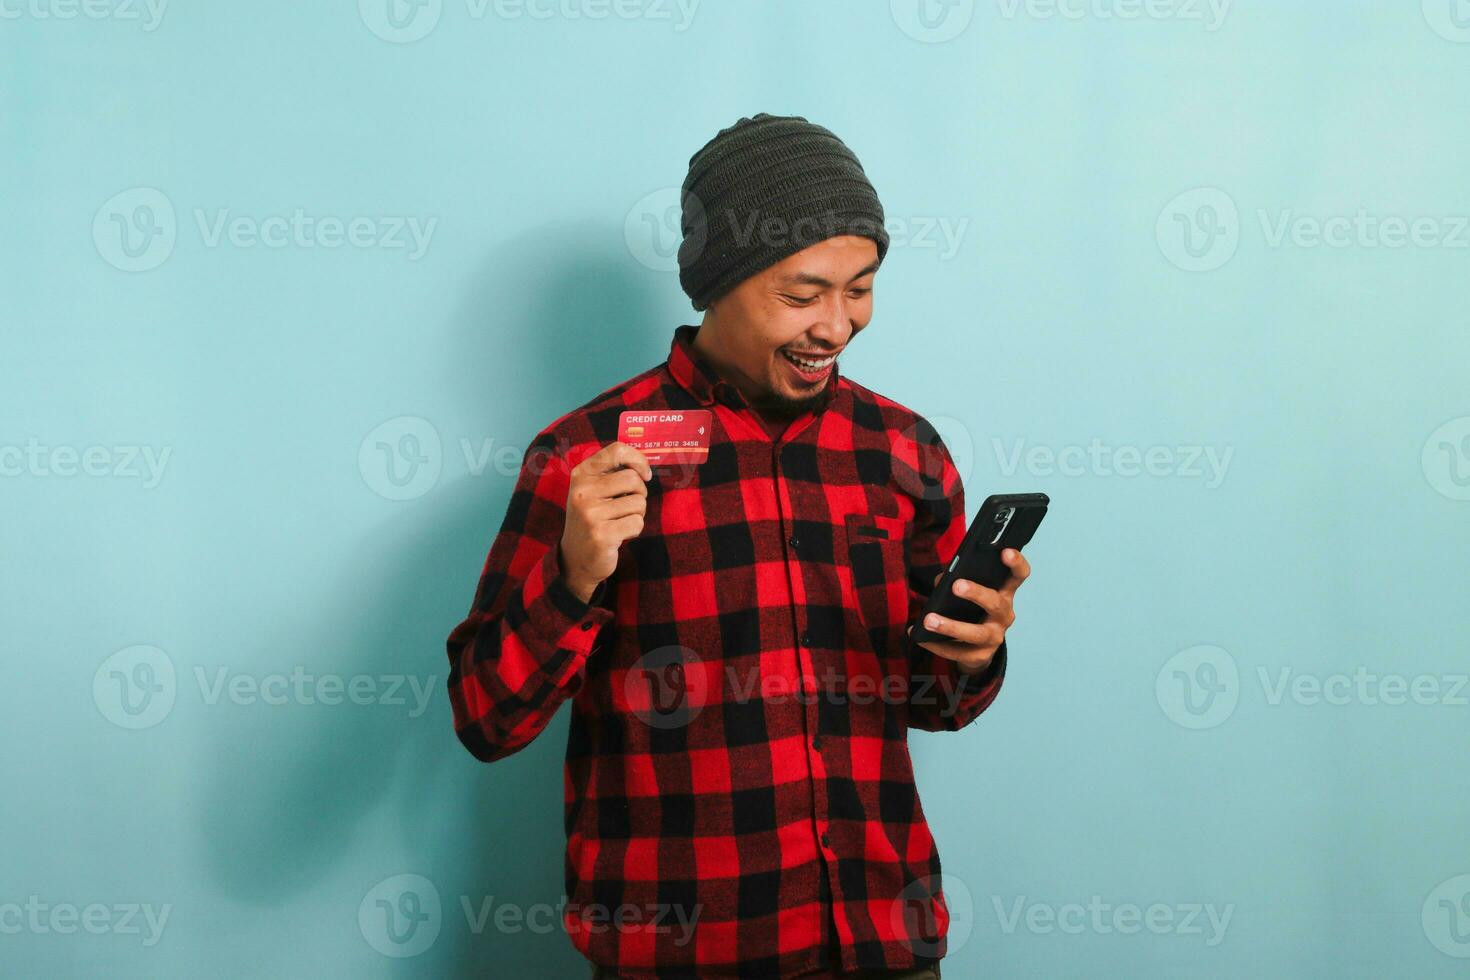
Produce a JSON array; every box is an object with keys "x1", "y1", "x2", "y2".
[{"x1": 677, "y1": 113, "x2": 890, "y2": 312}]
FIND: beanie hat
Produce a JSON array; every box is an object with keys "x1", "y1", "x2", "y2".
[{"x1": 677, "y1": 113, "x2": 890, "y2": 312}]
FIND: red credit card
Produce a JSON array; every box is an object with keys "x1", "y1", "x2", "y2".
[{"x1": 618, "y1": 409, "x2": 712, "y2": 465}]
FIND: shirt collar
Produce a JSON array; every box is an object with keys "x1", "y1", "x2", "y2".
[{"x1": 667, "y1": 324, "x2": 841, "y2": 416}]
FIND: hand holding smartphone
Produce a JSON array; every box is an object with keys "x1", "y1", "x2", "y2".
[{"x1": 907, "y1": 492, "x2": 1048, "y2": 648}]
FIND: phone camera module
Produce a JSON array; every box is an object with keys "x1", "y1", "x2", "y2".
[{"x1": 989, "y1": 506, "x2": 1016, "y2": 544}]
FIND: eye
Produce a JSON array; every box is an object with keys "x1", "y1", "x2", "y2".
[
  {"x1": 849, "y1": 287, "x2": 872, "y2": 298},
  {"x1": 782, "y1": 294, "x2": 818, "y2": 306}
]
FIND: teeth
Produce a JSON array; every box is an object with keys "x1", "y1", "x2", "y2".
[{"x1": 782, "y1": 349, "x2": 835, "y2": 371}]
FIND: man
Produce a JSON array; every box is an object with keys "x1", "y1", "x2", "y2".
[{"x1": 446, "y1": 113, "x2": 1032, "y2": 979}]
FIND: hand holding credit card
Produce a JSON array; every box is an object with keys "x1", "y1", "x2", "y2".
[{"x1": 559, "y1": 441, "x2": 653, "y2": 603}]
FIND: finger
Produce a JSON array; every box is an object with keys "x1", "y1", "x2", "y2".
[
  {"x1": 912, "y1": 632, "x2": 963, "y2": 662},
  {"x1": 592, "y1": 466, "x2": 650, "y2": 500},
  {"x1": 568, "y1": 466, "x2": 646, "y2": 514},
  {"x1": 589, "y1": 442, "x2": 653, "y2": 482},
  {"x1": 949, "y1": 579, "x2": 1014, "y2": 626},
  {"x1": 915, "y1": 612, "x2": 1005, "y2": 650},
  {"x1": 908, "y1": 623, "x2": 1004, "y2": 660},
  {"x1": 591, "y1": 491, "x2": 647, "y2": 522},
  {"x1": 999, "y1": 548, "x2": 1031, "y2": 594},
  {"x1": 608, "y1": 511, "x2": 646, "y2": 542}
]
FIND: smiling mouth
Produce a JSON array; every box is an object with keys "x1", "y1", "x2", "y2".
[{"x1": 780, "y1": 348, "x2": 838, "y2": 372}]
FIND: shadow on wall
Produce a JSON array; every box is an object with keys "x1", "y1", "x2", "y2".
[{"x1": 198, "y1": 221, "x2": 679, "y2": 977}]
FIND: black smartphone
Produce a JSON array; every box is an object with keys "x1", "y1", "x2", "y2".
[{"x1": 908, "y1": 492, "x2": 1049, "y2": 647}]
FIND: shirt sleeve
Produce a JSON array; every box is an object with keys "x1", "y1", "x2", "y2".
[
  {"x1": 902, "y1": 422, "x2": 1007, "y2": 732},
  {"x1": 446, "y1": 428, "x2": 615, "y2": 762}
]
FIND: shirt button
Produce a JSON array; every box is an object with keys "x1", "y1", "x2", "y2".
[
  {"x1": 800, "y1": 630, "x2": 812, "y2": 647},
  {"x1": 812, "y1": 736, "x2": 822, "y2": 751},
  {"x1": 579, "y1": 621, "x2": 594, "y2": 631},
  {"x1": 820, "y1": 831, "x2": 832, "y2": 848},
  {"x1": 788, "y1": 535, "x2": 800, "y2": 549}
]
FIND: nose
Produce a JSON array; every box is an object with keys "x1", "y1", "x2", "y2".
[{"x1": 808, "y1": 297, "x2": 853, "y2": 349}]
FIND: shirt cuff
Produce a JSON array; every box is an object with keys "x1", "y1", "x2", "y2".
[
  {"x1": 954, "y1": 640, "x2": 1006, "y2": 694},
  {"x1": 522, "y1": 545, "x2": 615, "y2": 667},
  {"x1": 542, "y1": 551, "x2": 609, "y2": 620}
]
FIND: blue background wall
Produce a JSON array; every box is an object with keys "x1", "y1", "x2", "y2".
[{"x1": 5, "y1": 1, "x2": 1470, "y2": 976}]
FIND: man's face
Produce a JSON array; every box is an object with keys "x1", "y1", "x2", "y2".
[{"x1": 704, "y1": 235, "x2": 879, "y2": 420}]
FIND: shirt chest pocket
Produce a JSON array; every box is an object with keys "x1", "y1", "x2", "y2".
[{"x1": 841, "y1": 513, "x2": 911, "y2": 635}]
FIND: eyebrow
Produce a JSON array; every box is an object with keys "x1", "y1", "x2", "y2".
[{"x1": 776, "y1": 260, "x2": 881, "y2": 289}]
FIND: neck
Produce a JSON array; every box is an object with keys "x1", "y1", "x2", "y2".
[
  {"x1": 691, "y1": 321, "x2": 752, "y2": 403},
  {"x1": 691, "y1": 320, "x2": 818, "y2": 429}
]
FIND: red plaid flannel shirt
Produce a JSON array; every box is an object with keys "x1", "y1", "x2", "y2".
[{"x1": 447, "y1": 324, "x2": 1007, "y2": 978}]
